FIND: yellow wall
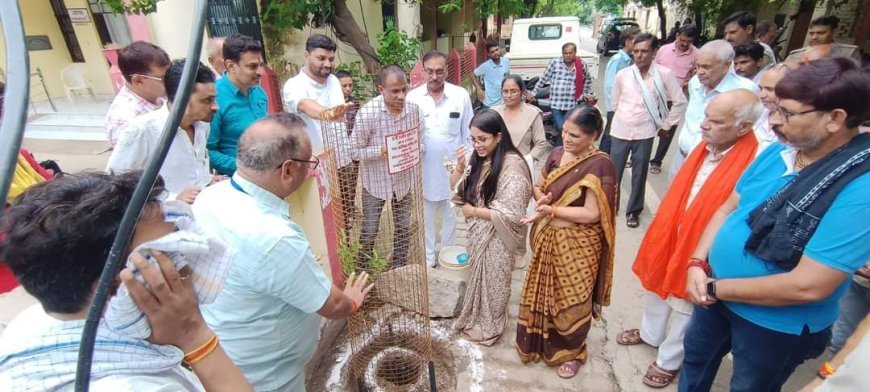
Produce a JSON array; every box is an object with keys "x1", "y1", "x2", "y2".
[
  {"x1": 0, "y1": 0, "x2": 114, "y2": 100},
  {"x1": 145, "y1": 0, "x2": 210, "y2": 65}
]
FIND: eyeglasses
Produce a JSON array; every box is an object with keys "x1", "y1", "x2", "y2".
[
  {"x1": 278, "y1": 155, "x2": 320, "y2": 170},
  {"x1": 132, "y1": 73, "x2": 163, "y2": 82},
  {"x1": 424, "y1": 68, "x2": 446, "y2": 77},
  {"x1": 773, "y1": 105, "x2": 823, "y2": 123},
  {"x1": 470, "y1": 136, "x2": 494, "y2": 145}
]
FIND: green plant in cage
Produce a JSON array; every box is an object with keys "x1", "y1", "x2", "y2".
[
  {"x1": 376, "y1": 21, "x2": 420, "y2": 72},
  {"x1": 366, "y1": 250, "x2": 388, "y2": 281},
  {"x1": 337, "y1": 234, "x2": 361, "y2": 278}
]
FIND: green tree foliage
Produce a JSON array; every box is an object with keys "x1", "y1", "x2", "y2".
[{"x1": 376, "y1": 21, "x2": 421, "y2": 71}]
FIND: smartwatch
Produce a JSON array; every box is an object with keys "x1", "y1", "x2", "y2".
[{"x1": 706, "y1": 280, "x2": 718, "y2": 300}]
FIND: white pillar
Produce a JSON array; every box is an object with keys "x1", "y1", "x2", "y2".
[{"x1": 396, "y1": 0, "x2": 421, "y2": 38}]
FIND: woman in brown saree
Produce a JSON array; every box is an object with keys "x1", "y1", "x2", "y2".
[
  {"x1": 450, "y1": 110, "x2": 533, "y2": 346},
  {"x1": 515, "y1": 105, "x2": 617, "y2": 378}
]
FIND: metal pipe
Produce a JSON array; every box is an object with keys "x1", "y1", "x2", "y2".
[
  {"x1": 73, "y1": 1, "x2": 209, "y2": 390},
  {"x1": 0, "y1": 0, "x2": 31, "y2": 215}
]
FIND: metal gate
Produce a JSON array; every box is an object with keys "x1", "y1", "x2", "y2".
[{"x1": 206, "y1": 0, "x2": 264, "y2": 45}]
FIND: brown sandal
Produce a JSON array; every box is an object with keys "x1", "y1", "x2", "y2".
[
  {"x1": 643, "y1": 362, "x2": 678, "y2": 388},
  {"x1": 616, "y1": 328, "x2": 646, "y2": 345}
]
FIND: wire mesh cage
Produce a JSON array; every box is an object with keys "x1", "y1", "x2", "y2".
[{"x1": 320, "y1": 94, "x2": 433, "y2": 391}]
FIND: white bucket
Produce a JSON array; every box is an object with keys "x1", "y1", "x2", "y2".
[{"x1": 438, "y1": 246, "x2": 471, "y2": 281}]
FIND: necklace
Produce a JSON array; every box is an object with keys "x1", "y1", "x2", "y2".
[{"x1": 795, "y1": 150, "x2": 807, "y2": 169}]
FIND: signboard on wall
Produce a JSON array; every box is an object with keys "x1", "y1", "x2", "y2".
[
  {"x1": 68, "y1": 8, "x2": 91, "y2": 23},
  {"x1": 25, "y1": 36, "x2": 52, "y2": 51}
]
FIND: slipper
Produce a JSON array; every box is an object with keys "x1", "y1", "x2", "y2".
[
  {"x1": 650, "y1": 165, "x2": 662, "y2": 174},
  {"x1": 556, "y1": 360, "x2": 582, "y2": 379},
  {"x1": 643, "y1": 362, "x2": 679, "y2": 388},
  {"x1": 616, "y1": 328, "x2": 646, "y2": 345}
]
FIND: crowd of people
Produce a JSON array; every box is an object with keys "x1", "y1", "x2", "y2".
[{"x1": 0, "y1": 9, "x2": 868, "y2": 392}]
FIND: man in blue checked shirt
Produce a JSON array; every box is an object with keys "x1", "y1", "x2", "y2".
[
  {"x1": 600, "y1": 25, "x2": 640, "y2": 154},
  {"x1": 531, "y1": 43, "x2": 595, "y2": 147}
]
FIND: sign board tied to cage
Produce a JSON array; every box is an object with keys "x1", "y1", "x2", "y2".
[{"x1": 320, "y1": 95, "x2": 435, "y2": 391}]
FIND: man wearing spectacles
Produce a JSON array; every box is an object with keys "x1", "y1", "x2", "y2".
[
  {"x1": 680, "y1": 58, "x2": 870, "y2": 392},
  {"x1": 192, "y1": 113, "x2": 373, "y2": 391},
  {"x1": 107, "y1": 60, "x2": 220, "y2": 204},
  {"x1": 407, "y1": 50, "x2": 474, "y2": 268},
  {"x1": 472, "y1": 40, "x2": 510, "y2": 109},
  {"x1": 105, "y1": 41, "x2": 170, "y2": 147}
]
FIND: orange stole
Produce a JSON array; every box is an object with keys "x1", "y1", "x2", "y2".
[{"x1": 632, "y1": 133, "x2": 758, "y2": 300}]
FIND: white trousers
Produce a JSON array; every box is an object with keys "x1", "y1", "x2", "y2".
[
  {"x1": 640, "y1": 291, "x2": 693, "y2": 371},
  {"x1": 424, "y1": 199, "x2": 456, "y2": 267},
  {"x1": 668, "y1": 150, "x2": 686, "y2": 183}
]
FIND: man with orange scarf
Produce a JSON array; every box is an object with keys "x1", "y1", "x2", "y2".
[{"x1": 615, "y1": 89, "x2": 762, "y2": 388}]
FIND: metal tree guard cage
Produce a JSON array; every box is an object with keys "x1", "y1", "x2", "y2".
[{"x1": 320, "y1": 95, "x2": 435, "y2": 390}]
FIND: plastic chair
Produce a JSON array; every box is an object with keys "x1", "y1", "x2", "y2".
[{"x1": 60, "y1": 64, "x2": 97, "y2": 104}]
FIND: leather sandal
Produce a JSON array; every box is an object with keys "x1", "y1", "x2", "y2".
[{"x1": 643, "y1": 362, "x2": 679, "y2": 388}]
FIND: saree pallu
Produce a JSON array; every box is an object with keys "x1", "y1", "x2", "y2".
[
  {"x1": 453, "y1": 155, "x2": 532, "y2": 345},
  {"x1": 516, "y1": 149, "x2": 617, "y2": 366}
]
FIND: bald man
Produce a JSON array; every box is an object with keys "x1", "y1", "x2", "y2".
[
  {"x1": 192, "y1": 113, "x2": 372, "y2": 391},
  {"x1": 620, "y1": 89, "x2": 763, "y2": 388},
  {"x1": 206, "y1": 37, "x2": 226, "y2": 77},
  {"x1": 799, "y1": 43, "x2": 834, "y2": 65}
]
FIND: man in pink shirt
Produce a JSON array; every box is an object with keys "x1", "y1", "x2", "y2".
[
  {"x1": 610, "y1": 34, "x2": 687, "y2": 228},
  {"x1": 650, "y1": 26, "x2": 698, "y2": 172},
  {"x1": 105, "y1": 42, "x2": 170, "y2": 147}
]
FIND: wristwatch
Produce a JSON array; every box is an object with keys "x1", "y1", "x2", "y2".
[{"x1": 706, "y1": 280, "x2": 718, "y2": 300}]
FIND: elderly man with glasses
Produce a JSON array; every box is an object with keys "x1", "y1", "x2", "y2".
[
  {"x1": 192, "y1": 113, "x2": 373, "y2": 391},
  {"x1": 679, "y1": 58, "x2": 870, "y2": 392},
  {"x1": 408, "y1": 50, "x2": 474, "y2": 268}
]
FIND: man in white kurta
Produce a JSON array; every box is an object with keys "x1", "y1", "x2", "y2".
[{"x1": 407, "y1": 51, "x2": 474, "y2": 267}]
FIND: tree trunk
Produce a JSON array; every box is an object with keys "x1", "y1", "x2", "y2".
[
  {"x1": 787, "y1": 0, "x2": 816, "y2": 52},
  {"x1": 330, "y1": 0, "x2": 381, "y2": 72},
  {"x1": 522, "y1": 0, "x2": 537, "y2": 17},
  {"x1": 655, "y1": 0, "x2": 667, "y2": 40}
]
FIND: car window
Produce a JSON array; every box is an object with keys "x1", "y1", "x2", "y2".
[{"x1": 529, "y1": 24, "x2": 562, "y2": 40}]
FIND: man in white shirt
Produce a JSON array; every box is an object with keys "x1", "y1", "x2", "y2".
[
  {"x1": 353, "y1": 66, "x2": 421, "y2": 268},
  {"x1": 107, "y1": 60, "x2": 218, "y2": 203},
  {"x1": 610, "y1": 34, "x2": 687, "y2": 228},
  {"x1": 282, "y1": 34, "x2": 351, "y2": 156},
  {"x1": 105, "y1": 41, "x2": 170, "y2": 147},
  {"x1": 193, "y1": 114, "x2": 372, "y2": 392},
  {"x1": 407, "y1": 50, "x2": 474, "y2": 268},
  {"x1": 672, "y1": 40, "x2": 759, "y2": 178}
]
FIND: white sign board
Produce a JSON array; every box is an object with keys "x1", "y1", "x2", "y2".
[
  {"x1": 68, "y1": 9, "x2": 91, "y2": 23},
  {"x1": 385, "y1": 128, "x2": 420, "y2": 175}
]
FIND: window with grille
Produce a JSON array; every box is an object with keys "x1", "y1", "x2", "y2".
[{"x1": 49, "y1": 0, "x2": 85, "y2": 62}]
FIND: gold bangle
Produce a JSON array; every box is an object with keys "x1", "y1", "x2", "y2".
[
  {"x1": 183, "y1": 335, "x2": 219, "y2": 366},
  {"x1": 550, "y1": 206, "x2": 557, "y2": 219}
]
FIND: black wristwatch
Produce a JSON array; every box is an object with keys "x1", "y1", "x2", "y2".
[{"x1": 707, "y1": 280, "x2": 718, "y2": 300}]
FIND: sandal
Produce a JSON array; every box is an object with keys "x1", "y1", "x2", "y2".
[
  {"x1": 643, "y1": 362, "x2": 678, "y2": 388},
  {"x1": 556, "y1": 360, "x2": 582, "y2": 379},
  {"x1": 616, "y1": 328, "x2": 646, "y2": 345},
  {"x1": 650, "y1": 165, "x2": 662, "y2": 174}
]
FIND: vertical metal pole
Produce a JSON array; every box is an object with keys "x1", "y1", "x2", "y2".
[
  {"x1": 428, "y1": 360, "x2": 438, "y2": 392},
  {"x1": 73, "y1": 1, "x2": 209, "y2": 390},
  {"x1": 0, "y1": 0, "x2": 31, "y2": 215}
]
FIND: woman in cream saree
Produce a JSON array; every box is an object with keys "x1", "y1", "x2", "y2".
[{"x1": 450, "y1": 110, "x2": 533, "y2": 346}]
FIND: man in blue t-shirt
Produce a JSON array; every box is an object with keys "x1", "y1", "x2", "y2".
[
  {"x1": 472, "y1": 40, "x2": 510, "y2": 109},
  {"x1": 678, "y1": 59, "x2": 870, "y2": 391}
]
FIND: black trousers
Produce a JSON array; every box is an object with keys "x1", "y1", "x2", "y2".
[{"x1": 609, "y1": 136, "x2": 654, "y2": 217}]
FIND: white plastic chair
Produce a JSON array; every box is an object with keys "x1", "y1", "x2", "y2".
[{"x1": 60, "y1": 64, "x2": 97, "y2": 104}]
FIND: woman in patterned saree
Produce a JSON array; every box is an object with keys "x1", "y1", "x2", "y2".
[
  {"x1": 450, "y1": 109, "x2": 533, "y2": 346},
  {"x1": 516, "y1": 105, "x2": 617, "y2": 378}
]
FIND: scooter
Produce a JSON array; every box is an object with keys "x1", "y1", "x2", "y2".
[{"x1": 524, "y1": 77, "x2": 558, "y2": 146}]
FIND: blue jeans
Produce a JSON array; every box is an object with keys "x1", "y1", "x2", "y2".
[
  {"x1": 829, "y1": 280, "x2": 870, "y2": 353},
  {"x1": 679, "y1": 302, "x2": 830, "y2": 392},
  {"x1": 551, "y1": 108, "x2": 569, "y2": 147}
]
